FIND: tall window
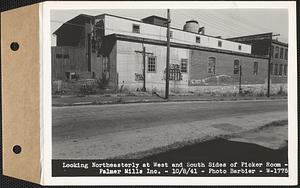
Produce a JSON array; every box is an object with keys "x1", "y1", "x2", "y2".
[
  {"x1": 253, "y1": 62, "x2": 258, "y2": 75},
  {"x1": 275, "y1": 46, "x2": 279, "y2": 58},
  {"x1": 233, "y1": 59, "x2": 240, "y2": 74},
  {"x1": 274, "y1": 64, "x2": 278, "y2": 75},
  {"x1": 280, "y1": 48, "x2": 284, "y2": 59},
  {"x1": 196, "y1": 36, "x2": 200, "y2": 43},
  {"x1": 181, "y1": 59, "x2": 188, "y2": 73},
  {"x1": 147, "y1": 56, "x2": 156, "y2": 72},
  {"x1": 284, "y1": 64, "x2": 287, "y2": 75},
  {"x1": 132, "y1": 24, "x2": 140, "y2": 33},
  {"x1": 271, "y1": 46, "x2": 274, "y2": 58},
  {"x1": 279, "y1": 64, "x2": 283, "y2": 75},
  {"x1": 238, "y1": 45, "x2": 242, "y2": 50},
  {"x1": 270, "y1": 63, "x2": 273, "y2": 75},
  {"x1": 208, "y1": 57, "x2": 216, "y2": 74},
  {"x1": 284, "y1": 49, "x2": 288, "y2": 60},
  {"x1": 218, "y1": 40, "x2": 222, "y2": 47}
]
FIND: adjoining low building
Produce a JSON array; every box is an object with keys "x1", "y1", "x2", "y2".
[{"x1": 52, "y1": 13, "x2": 287, "y2": 94}]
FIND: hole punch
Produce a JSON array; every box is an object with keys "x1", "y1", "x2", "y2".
[
  {"x1": 13, "y1": 145, "x2": 22, "y2": 154},
  {"x1": 10, "y1": 42, "x2": 19, "y2": 51}
]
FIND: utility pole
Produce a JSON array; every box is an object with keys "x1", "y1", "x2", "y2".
[
  {"x1": 135, "y1": 44, "x2": 153, "y2": 92},
  {"x1": 239, "y1": 65, "x2": 242, "y2": 94},
  {"x1": 165, "y1": 9, "x2": 171, "y2": 99}
]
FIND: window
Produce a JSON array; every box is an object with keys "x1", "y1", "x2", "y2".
[
  {"x1": 271, "y1": 46, "x2": 274, "y2": 57},
  {"x1": 253, "y1": 62, "x2": 258, "y2": 75},
  {"x1": 196, "y1": 36, "x2": 200, "y2": 43},
  {"x1": 218, "y1": 40, "x2": 222, "y2": 47},
  {"x1": 56, "y1": 54, "x2": 63, "y2": 59},
  {"x1": 274, "y1": 64, "x2": 278, "y2": 75},
  {"x1": 169, "y1": 64, "x2": 182, "y2": 81},
  {"x1": 63, "y1": 54, "x2": 69, "y2": 59},
  {"x1": 275, "y1": 46, "x2": 279, "y2": 58},
  {"x1": 284, "y1": 64, "x2": 287, "y2": 75},
  {"x1": 238, "y1": 45, "x2": 242, "y2": 50},
  {"x1": 166, "y1": 30, "x2": 173, "y2": 38},
  {"x1": 284, "y1": 49, "x2": 288, "y2": 60},
  {"x1": 181, "y1": 59, "x2": 188, "y2": 73},
  {"x1": 280, "y1": 48, "x2": 284, "y2": 59},
  {"x1": 233, "y1": 59, "x2": 239, "y2": 74},
  {"x1": 147, "y1": 56, "x2": 156, "y2": 72},
  {"x1": 208, "y1": 57, "x2": 216, "y2": 74},
  {"x1": 270, "y1": 63, "x2": 273, "y2": 75},
  {"x1": 132, "y1": 24, "x2": 140, "y2": 33},
  {"x1": 279, "y1": 64, "x2": 283, "y2": 75}
]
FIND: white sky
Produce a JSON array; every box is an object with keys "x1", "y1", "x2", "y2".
[{"x1": 51, "y1": 9, "x2": 288, "y2": 46}]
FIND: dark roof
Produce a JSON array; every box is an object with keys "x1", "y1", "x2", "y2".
[
  {"x1": 141, "y1": 15, "x2": 168, "y2": 21},
  {"x1": 53, "y1": 14, "x2": 93, "y2": 35}
]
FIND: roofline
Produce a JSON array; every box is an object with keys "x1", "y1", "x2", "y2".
[
  {"x1": 94, "y1": 13, "x2": 245, "y2": 43},
  {"x1": 108, "y1": 34, "x2": 268, "y2": 60},
  {"x1": 227, "y1": 32, "x2": 273, "y2": 40},
  {"x1": 272, "y1": 40, "x2": 288, "y2": 47}
]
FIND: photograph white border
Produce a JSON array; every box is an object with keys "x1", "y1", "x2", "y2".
[{"x1": 41, "y1": 1, "x2": 298, "y2": 185}]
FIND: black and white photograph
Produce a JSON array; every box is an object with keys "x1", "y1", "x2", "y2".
[{"x1": 45, "y1": 1, "x2": 297, "y2": 185}]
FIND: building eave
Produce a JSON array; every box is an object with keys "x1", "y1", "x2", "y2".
[{"x1": 107, "y1": 34, "x2": 269, "y2": 60}]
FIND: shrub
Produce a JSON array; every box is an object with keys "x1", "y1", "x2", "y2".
[{"x1": 79, "y1": 83, "x2": 96, "y2": 95}]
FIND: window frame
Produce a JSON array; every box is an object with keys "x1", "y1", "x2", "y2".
[
  {"x1": 196, "y1": 36, "x2": 200, "y2": 43},
  {"x1": 208, "y1": 57, "x2": 216, "y2": 74},
  {"x1": 279, "y1": 64, "x2": 283, "y2": 76},
  {"x1": 238, "y1": 45, "x2": 242, "y2": 50},
  {"x1": 253, "y1": 62, "x2": 258, "y2": 75},
  {"x1": 233, "y1": 59, "x2": 240, "y2": 75},
  {"x1": 275, "y1": 46, "x2": 279, "y2": 58},
  {"x1": 218, "y1": 40, "x2": 222, "y2": 47},
  {"x1": 284, "y1": 48, "x2": 288, "y2": 60},
  {"x1": 132, "y1": 24, "x2": 140, "y2": 33},
  {"x1": 147, "y1": 56, "x2": 157, "y2": 73},
  {"x1": 274, "y1": 63, "x2": 278, "y2": 75},
  {"x1": 283, "y1": 64, "x2": 287, "y2": 76},
  {"x1": 180, "y1": 58, "x2": 188, "y2": 73},
  {"x1": 280, "y1": 47, "x2": 284, "y2": 59}
]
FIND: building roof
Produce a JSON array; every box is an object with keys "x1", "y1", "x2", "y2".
[
  {"x1": 107, "y1": 33, "x2": 268, "y2": 60},
  {"x1": 53, "y1": 14, "x2": 93, "y2": 35},
  {"x1": 227, "y1": 33, "x2": 288, "y2": 46}
]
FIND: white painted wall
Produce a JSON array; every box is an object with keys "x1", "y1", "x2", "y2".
[
  {"x1": 104, "y1": 15, "x2": 251, "y2": 54},
  {"x1": 117, "y1": 40, "x2": 190, "y2": 92}
]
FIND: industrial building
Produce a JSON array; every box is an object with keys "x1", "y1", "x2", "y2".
[{"x1": 52, "y1": 13, "x2": 288, "y2": 93}]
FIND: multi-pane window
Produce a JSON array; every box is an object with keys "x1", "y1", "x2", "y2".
[
  {"x1": 218, "y1": 40, "x2": 222, "y2": 47},
  {"x1": 284, "y1": 64, "x2": 287, "y2": 75},
  {"x1": 253, "y1": 62, "x2": 258, "y2": 75},
  {"x1": 208, "y1": 57, "x2": 216, "y2": 74},
  {"x1": 270, "y1": 63, "x2": 273, "y2": 75},
  {"x1": 238, "y1": 45, "x2": 242, "y2": 50},
  {"x1": 279, "y1": 64, "x2": 283, "y2": 75},
  {"x1": 274, "y1": 64, "x2": 278, "y2": 75},
  {"x1": 181, "y1": 59, "x2": 188, "y2": 73},
  {"x1": 280, "y1": 48, "x2": 284, "y2": 59},
  {"x1": 275, "y1": 46, "x2": 279, "y2": 58},
  {"x1": 196, "y1": 36, "x2": 200, "y2": 43},
  {"x1": 284, "y1": 49, "x2": 288, "y2": 60},
  {"x1": 233, "y1": 59, "x2": 240, "y2": 74},
  {"x1": 147, "y1": 56, "x2": 156, "y2": 72},
  {"x1": 132, "y1": 24, "x2": 140, "y2": 33}
]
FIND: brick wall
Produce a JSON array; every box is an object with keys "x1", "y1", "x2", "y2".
[{"x1": 189, "y1": 49, "x2": 270, "y2": 86}]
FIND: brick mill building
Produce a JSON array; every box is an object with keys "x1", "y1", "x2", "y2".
[{"x1": 52, "y1": 13, "x2": 288, "y2": 93}]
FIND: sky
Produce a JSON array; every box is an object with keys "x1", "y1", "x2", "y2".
[{"x1": 51, "y1": 9, "x2": 288, "y2": 46}]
